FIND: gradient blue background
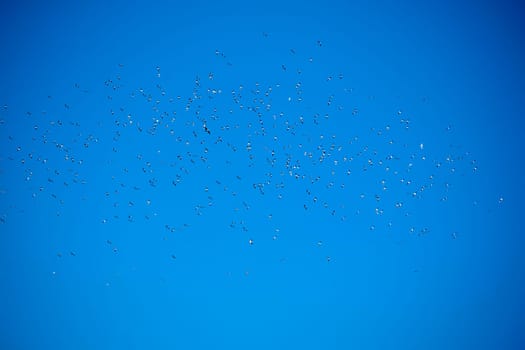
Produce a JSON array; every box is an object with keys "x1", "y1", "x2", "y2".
[{"x1": 1, "y1": 0, "x2": 524, "y2": 349}]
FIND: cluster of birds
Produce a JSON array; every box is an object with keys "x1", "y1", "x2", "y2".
[{"x1": 0, "y1": 36, "x2": 480, "y2": 273}]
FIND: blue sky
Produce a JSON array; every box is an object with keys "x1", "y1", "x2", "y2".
[{"x1": 1, "y1": 1, "x2": 524, "y2": 349}]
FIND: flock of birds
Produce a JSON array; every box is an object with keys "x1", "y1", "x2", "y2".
[{"x1": 0, "y1": 37, "x2": 481, "y2": 275}]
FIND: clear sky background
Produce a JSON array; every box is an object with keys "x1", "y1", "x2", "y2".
[{"x1": 1, "y1": 1, "x2": 524, "y2": 349}]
